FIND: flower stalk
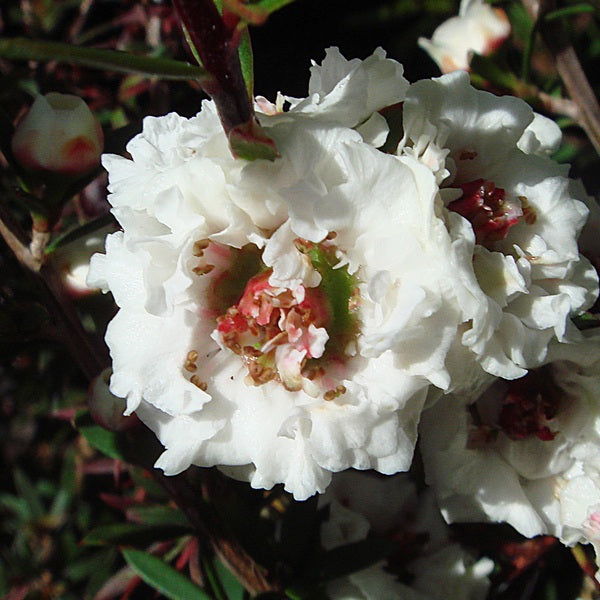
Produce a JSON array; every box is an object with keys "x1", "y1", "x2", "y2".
[{"x1": 172, "y1": 0, "x2": 278, "y2": 160}]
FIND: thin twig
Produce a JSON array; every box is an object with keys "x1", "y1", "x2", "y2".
[
  {"x1": 522, "y1": 0, "x2": 600, "y2": 152},
  {"x1": 0, "y1": 198, "x2": 109, "y2": 379},
  {"x1": 0, "y1": 198, "x2": 39, "y2": 270}
]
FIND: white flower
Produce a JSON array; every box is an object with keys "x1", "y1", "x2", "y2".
[
  {"x1": 256, "y1": 47, "x2": 408, "y2": 147},
  {"x1": 399, "y1": 71, "x2": 598, "y2": 381},
  {"x1": 321, "y1": 471, "x2": 493, "y2": 600},
  {"x1": 419, "y1": 331, "x2": 600, "y2": 575},
  {"x1": 12, "y1": 92, "x2": 103, "y2": 176},
  {"x1": 88, "y1": 49, "x2": 465, "y2": 500},
  {"x1": 419, "y1": 0, "x2": 511, "y2": 73}
]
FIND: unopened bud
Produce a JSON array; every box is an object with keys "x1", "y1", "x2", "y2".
[
  {"x1": 12, "y1": 93, "x2": 103, "y2": 176},
  {"x1": 54, "y1": 224, "x2": 115, "y2": 297},
  {"x1": 88, "y1": 368, "x2": 139, "y2": 432},
  {"x1": 418, "y1": 0, "x2": 510, "y2": 74}
]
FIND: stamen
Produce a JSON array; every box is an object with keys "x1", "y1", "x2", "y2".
[
  {"x1": 447, "y1": 179, "x2": 523, "y2": 246},
  {"x1": 190, "y1": 375, "x2": 207, "y2": 391},
  {"x1": 193, "y1": 239, "x2": 210, "y2": 256},
  {"x1": 193, "y1": 264, "x2": 215, "y2": 276}
]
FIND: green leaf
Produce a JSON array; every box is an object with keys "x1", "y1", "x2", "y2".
[
  {"x1": 126, "y1": 505, "x2": 191, "y2": 528},
  {"x1": 122, "y1": 548, "x2": 211, "y2": 600},
  {"x1": 544, "y1": 4, "x2": 595, "y2": 21},
  {"x1": 75, "y1": 411, "x2": 127, "y2": 462},
  {"x1": 83, "y1": 522, "x2": 191, "y2": 547},
  {"x1": 13, "y1": 469, "x2": 45, "y2": 520},
  {"x1": 213, "y1": 558, "x2": 244, "y2": 600},
  {"x1": 238, "y1": 27, "x2": 254, "y2": 98},
  {"x1": 45, "y1": 213, "x2": 116, "y2": 255},
  {"x1": 470, "y1": 53, "x2": 521, "y2": 91},
  {"x1": 0, "y1": 38, "x2": 208, "y2": 81}
]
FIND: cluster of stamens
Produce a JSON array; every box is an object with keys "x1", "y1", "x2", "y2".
[
  {"x1": 215, "y1": 270, "x2": 329, "y2": 393},
  {"x1": 448, "y1": 179, "x2": 529, "y2": 246},
  {"x1": 183, "y1": 349, "x2": 208, "y2": 391},
  {"x1": 184, "y1": 236, "x2": 359, "y2": 399},
  {"x1": 468, "y1": 367, "x2": 561, "y2": 446}
]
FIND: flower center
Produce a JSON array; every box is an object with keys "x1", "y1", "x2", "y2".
[
  {"x1": 497, "y1": 368, "x2": 560, "y2": 441},
  {"x1": 468, "y1": 366, "x2": 561, "y2": 446},
  {"x1": 212, "y1": 238, "x2": 359, "y2": 397},
  {"x1": 447, "y1": 179, "x2": 525, "y2": 246}
]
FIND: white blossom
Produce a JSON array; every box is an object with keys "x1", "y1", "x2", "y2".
[
  {"x1": 399, "y1": 71, "x2": 598, "y2": 381},
  {"x1": 88, "y1": 50, "x2": 465, "y2": 500},
  {"x1": 419, "y1": 0, "x2": 511, "y2": 73},
  {"x1": 322, "y1": 471, "x2": 493, "y2": 600},
  {"x1": 419, "y1": 331, "x2": 600, "y2": 576}
]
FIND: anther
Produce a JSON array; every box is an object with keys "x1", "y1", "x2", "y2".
[
  {"x1": 190, "y1": 375, "x2": 207, "y2": 391},
  {"x1": 193, "y1": 264, "x2": 215, "y2": 276},
  {"x1": 193, "y1": 239, "x2": 210, "y2": 256}
]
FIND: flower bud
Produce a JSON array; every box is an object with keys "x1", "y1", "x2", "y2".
[
  {"x1": 11, "y1": 93, "x2": 104, "y2": 176},
  {"x1": 88, "y1": 368, "x2": 139, "y2": 432},
  {"x1": 418, "y1": 0, "x2": 510, "y2": 73},
  {"x1": 54, "y1": 224, "x2": 115, "y2": 297}
]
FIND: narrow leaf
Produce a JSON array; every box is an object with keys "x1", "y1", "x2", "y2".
[
  {"x1": 470, "y1": 53, "x2": 521, "y2": 91},
  {"x1": 213, "y1": 557, "x2": 245, "y2": 600},
  {"x1": 544, "y1": 4, "x2": 595, "y2": 21},
  {"x1": 14, "y1": 469, "x2": 45, "y2": 519},
  {"x1": 75, "y1": 411, "x2": 126, "y2": 462},
  {"x1": 0, "y1": 38, "x2": 208, "y2": 81},
  {"x1": 83, "y1": 522, "x2": 191, "y2": 547},
  {"x1": 238, "y1": 27, "x2": 254, "y2": 98},
  {"x1": 122, "y1": 548, "x2": 211, "y2": 600},
  {"x1": 126, "y1": 505, "x2": 191, "y2": 528}
]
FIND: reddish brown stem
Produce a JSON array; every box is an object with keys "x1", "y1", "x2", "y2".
[{"x1": 172, "y1": 0, "x2": 252, "y2": 134}]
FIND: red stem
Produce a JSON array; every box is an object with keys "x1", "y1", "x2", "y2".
[{"x1": 172, "y1": 0, "x2": 252, "y2": 133}]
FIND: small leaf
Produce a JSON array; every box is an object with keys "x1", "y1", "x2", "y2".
[
  {"x1": 212, "y1": 557, "x2": 245, "y2": 600},
  {"x1": 238, "y1": 27, "x2": 254, "y2": 98},
  {"x1": 75, "y1": 411, "x2": 127, "y2": 461},
  {"x1": 0, "y1": 38, "x2": 208, "y2": 81},
  {"x1": 83, "y1": 522, "x2": 191, "y2": 547},
  {"x1": 126, "y1": 505, "x2": 191, "y2": 528},
  {"x1": 13, "y1": 469, "x2": 45, "y2": 519},
  {"x1": 470, "y1": 53, "x2": 521, "y2": 91},
  {"x1": 122, "y1": 548, "x2": 211, "y2": 600},
  {"x1": 544, "y1": 4, "x2": 595, "y2": 21}
]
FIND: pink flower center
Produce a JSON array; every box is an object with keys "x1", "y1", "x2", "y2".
[
  {"x1": 447, "y1": 179, "x2": 524, "y2": 246},
  {"x1": 215, "y1": 270, "x2": 331, "y2": 393}
]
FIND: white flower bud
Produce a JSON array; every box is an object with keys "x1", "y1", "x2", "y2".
[
  {"x1": 88, "y1": 368, "x2": 139, "y2": 432},
  {"x1": 11, "y1": 93, "x2": 103, "y2": 176},
  {"x1": 419, "y1": 0, "x2": 511, "y2": 73}
]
